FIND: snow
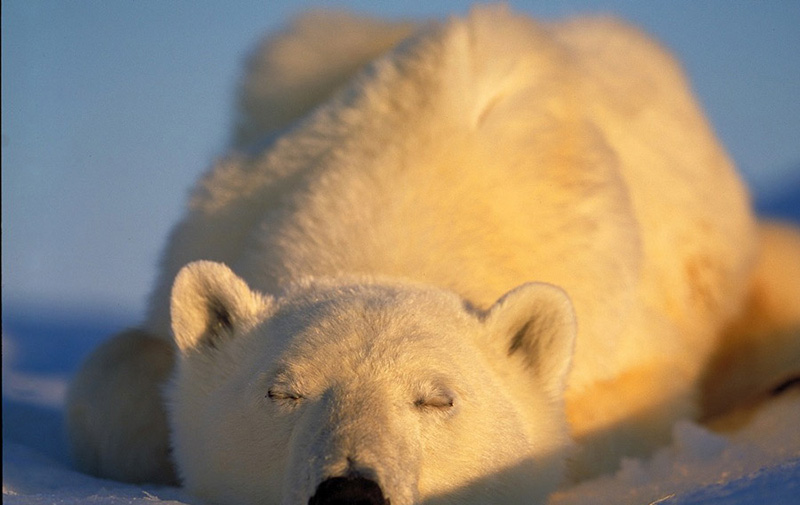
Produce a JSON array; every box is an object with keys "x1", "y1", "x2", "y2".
[
  {"x1": 550, "y1": 393, "x2": 800, "y2": 505},
  {"x1": 3, "y1": 310, "x2": 799, "y2": 505}
]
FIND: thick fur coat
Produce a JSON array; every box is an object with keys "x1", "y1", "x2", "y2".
[{"x1": 66, "y1": 7, "x2": 798, "y2": 505}]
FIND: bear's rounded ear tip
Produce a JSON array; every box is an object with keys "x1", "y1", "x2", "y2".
[
  {"x1": 176, "y1": 260, "x2": 235, "y2": 285},
  {"x1": 491, "y1": 282, "x2": 575, "y2": 319},
  {"x1": 533, "y1": 282, "x2": 575, "y2": 318},
  {"x1": 170, "y1": 260, "x2": 262, "y2": 353},
  {"x1": 487, "y1": 282, "x2": 576, "y2": 394},
  {"x1": 516, "y1": 281, "x2": 577, "y2": 339}
]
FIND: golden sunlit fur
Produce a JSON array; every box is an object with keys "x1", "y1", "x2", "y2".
[{"x1": 66, "y1": 6, "x2": 797, "y2": 504}]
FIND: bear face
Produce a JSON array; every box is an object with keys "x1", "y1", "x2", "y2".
[{"x1": 166, "y1": 261, "x2": 576, "y2": 505}]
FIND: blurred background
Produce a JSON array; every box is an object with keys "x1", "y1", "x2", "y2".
[{"x1": 3, "y1": 0, "x2": 800, "y2": 323}]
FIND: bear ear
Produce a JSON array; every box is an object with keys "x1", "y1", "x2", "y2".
[
  {"x1": 170, "y1": 261, "x2": 271, "y2": 353},
  {"x1": 486, "y1": 283, "x2": 577, "y2": 397}
]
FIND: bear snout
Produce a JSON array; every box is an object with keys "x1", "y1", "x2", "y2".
[{"x1": 308, "y1": 476, "x2": 390, "y2": 505}]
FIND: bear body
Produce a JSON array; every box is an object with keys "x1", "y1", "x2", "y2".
[{"x1": 66, "y1": 7, "x2": 771, "y2": 504}]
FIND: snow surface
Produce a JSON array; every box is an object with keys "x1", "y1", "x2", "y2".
[{"x1": 3, "y1": 312, "x2": 800, "y2": 505}]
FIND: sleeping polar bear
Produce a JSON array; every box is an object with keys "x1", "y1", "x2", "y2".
[{"x1": 66, "y1": 6, "x2": 800, "y2": 505}]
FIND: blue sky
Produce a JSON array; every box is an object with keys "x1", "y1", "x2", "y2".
[{"x1": 3, "y1": 1, "x2": 799, "y2": 319}]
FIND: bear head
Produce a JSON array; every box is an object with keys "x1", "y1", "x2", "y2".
[{"x1": 166, "y1": 260, "x2": 576, "y2": 505}]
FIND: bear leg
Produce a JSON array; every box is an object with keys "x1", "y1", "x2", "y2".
[{"x1": 65, "y1": 329, "x2": 177, "y2": 484}]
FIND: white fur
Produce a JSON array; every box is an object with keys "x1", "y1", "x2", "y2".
[
  {"x1": 169, "y1": 267, "x2": 575, "y2": 504},
  {"x1": 66, "y1": 5, "x2": 784, "y2": 504},
  {"x1": 233, "y1": 10, "x2": 418, "y2": 147}
]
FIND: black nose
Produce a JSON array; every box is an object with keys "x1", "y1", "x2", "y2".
[{"x1": 308, "y1": 476, "x2": 389, "y2": 505}]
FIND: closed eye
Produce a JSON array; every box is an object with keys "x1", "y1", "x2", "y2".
[
  {"x1": 414, "y1": 378, "x2": 458, "y2": 412},
  {"x1": 267, "y1": 389, "x2": 304, "y2": 401},
  {"x1": 414, "y1": 393, "x2": 455, "y2": 410}
]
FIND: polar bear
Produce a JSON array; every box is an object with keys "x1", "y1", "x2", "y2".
[{"x1": 66, "y1": 6, "x2": 797, "y2": 504}]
